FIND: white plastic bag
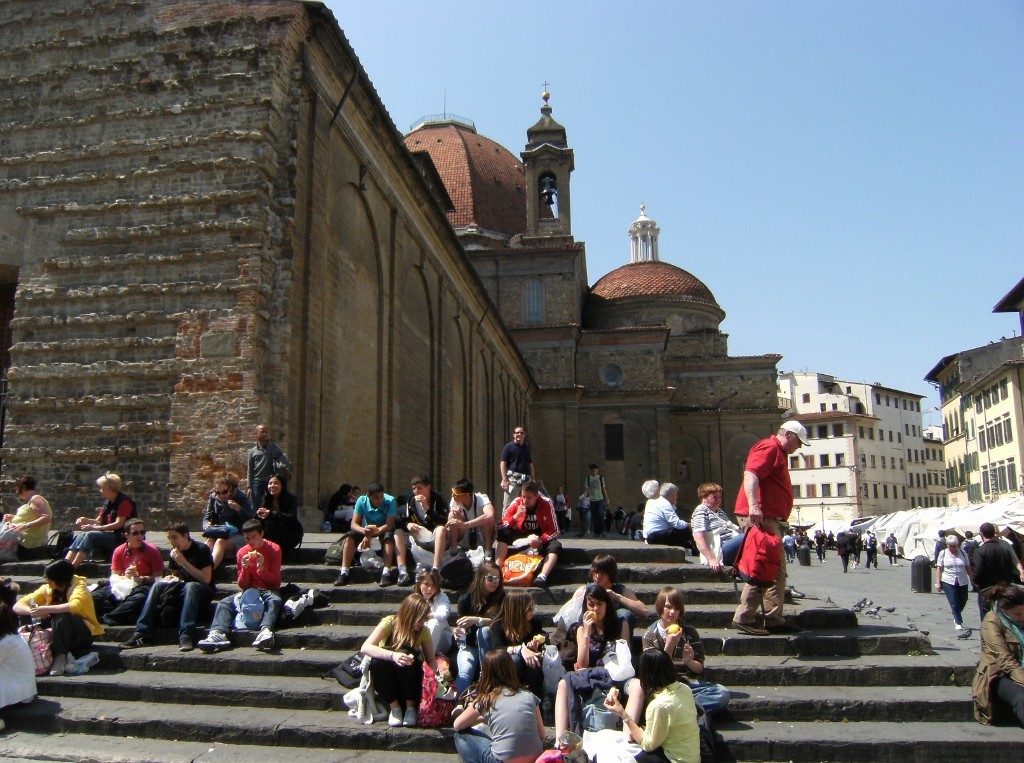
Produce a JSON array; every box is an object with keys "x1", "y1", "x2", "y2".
[
  {"x1": 542, "y1": 643, "x2": 566, "y2": 695},
  {"x1": 467, "y1": 546, "x2": 486, "y2": 569},
  {"x1": 360, "y1": 548, "x2": 384, "y2": 570},
  {"x1": 109, "y1": 573, "x2": 137, "y2": 602},
  {"x1": 554, "y1": 585, "x2": 586, "y2": 627},
  {"x1": 409, "y1": 542, "x2": 435, "y2": 568},
  {"x1": 604, "y1": 639, "x2": 635, "y2": 682}
]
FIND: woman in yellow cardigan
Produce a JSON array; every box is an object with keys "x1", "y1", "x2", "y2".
[
  {"x1": 13, "y1": 559, "x2": 103, "y2": 676},
  {"x1": 972, "y1": 583, "x2": 1024, "y2": 726}
]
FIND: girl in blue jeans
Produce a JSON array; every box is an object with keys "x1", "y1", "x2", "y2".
[
  {"x1": 454, "y1": 561, "x2": 505, "y2": 694},
  {"x1": 453, "y1": 650, "x2": 545, "y2": 763}
]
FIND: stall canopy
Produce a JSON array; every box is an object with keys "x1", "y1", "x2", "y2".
[{"x1": 808, "y1": 497, "x2": 1024, "y2": 558}]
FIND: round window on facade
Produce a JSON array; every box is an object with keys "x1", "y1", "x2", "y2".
[{"x1": 601, "y1": 363, "x2": 625, "y2": 389}]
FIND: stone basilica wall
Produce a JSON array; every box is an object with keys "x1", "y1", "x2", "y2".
[{"x1": 0, "y1": 0, "x2": 531, "y2": 523}]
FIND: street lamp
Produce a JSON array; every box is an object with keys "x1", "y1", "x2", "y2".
[{"x1": 820, "y1": 502, "x2": 825, "y2": 532}]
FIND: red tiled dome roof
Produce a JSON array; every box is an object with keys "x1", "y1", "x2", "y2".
[
  {"x1": 404, "y1": 121, "x2": 526, "y2": 238},
  {"x1": 590, "y1": 262, "x2": 719, "y2": 306}
]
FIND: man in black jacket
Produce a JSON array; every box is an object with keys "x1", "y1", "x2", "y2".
[{"x1": 972, "y1": 522, "x2": 1024, "y2": 619}]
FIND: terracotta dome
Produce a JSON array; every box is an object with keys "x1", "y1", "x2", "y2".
[
  {"x1": 590, "y1": 261, "x2": 720, "y2": 307},
  {"x1": 404, "y1": 119, "x2": 526, "y2": 239}
]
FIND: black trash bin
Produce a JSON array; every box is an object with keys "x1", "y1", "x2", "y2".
[
  {"x1": 910, "y1": 555, "x2": 932, "y2": 593},
  {"x1": 797, "y1": 543, "x2": 812, "y2": 566}
]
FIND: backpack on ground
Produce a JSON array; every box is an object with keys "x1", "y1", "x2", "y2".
[
  {"x1": 324, "y1": 538, "x2": 344, "y2": 566},
  {"x1": 732, "y1": 524, "x2": 782, "y2": 587},
  {"x1": 439, "y1": 547, "x2": 474, "y2": 590}
]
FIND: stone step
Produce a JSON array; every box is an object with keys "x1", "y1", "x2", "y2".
[
  {"x1": 704, "y1": 653, "x2": 975, "y2": 687},
  {"x1": 1, "y1": 695, "x2": 462, "y2": 754},
  {"x1": 723, "y1": 685, "x2": 973, "y2": 723},
  {"x1": 0, "y1": 731, "x2": 451, "y2": 763},
  {"x1": 714, "y1": 720, "x2": 1023, "y2": 763},
  {"x1": 35, "y1": 670, "x2": 345, "y2": 712}
]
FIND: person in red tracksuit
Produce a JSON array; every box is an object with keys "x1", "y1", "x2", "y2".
[{"x1": 495, "y1": 482, "x2": 561, "y2": 587}]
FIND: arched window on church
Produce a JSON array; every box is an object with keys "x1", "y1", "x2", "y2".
[{"x1": 523, "y1": 278, "x2": 544, "y2": 324}]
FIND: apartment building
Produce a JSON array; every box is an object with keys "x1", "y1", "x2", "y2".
[{"x1": 779, "y1": 371, "x2": 926, "y2": 525}]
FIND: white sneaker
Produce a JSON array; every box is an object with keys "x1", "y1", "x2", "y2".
[
  {"x1": 388, "y1": 707, "x2": 403, "y2": 727},
  {"x1": 954, "y1": 623, "x2": 963, "y2": 630},
  {"x1": 403, "y1": 707, "x2": 418, "y2": 727},
  {"x1": 285, "y1": 597, "x2": 306, "y2": 618},
  {"x1": 253, "y1": 627, "x2": 275, "y2": 651},
  {"x1": 49, "y1": 654, "x2": 67, "y2": 676},
  {"x1": 304, "y1": 589, "x2": 318, "y2": 607},
  {"x1": 198, "y1": 630, "x2": 231, "y2": 652}
]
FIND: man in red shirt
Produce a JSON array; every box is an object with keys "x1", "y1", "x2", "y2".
[
  {"x1": 198, "y1": 519, "x2": 282, "y2": 652},
  {"x1": 731, "y1": 420, "x2": 808, "y2": 636}
]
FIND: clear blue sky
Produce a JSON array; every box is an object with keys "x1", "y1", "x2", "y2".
[{"x1": 326, "y1": 0, "x2": 1024, "y2": 423}]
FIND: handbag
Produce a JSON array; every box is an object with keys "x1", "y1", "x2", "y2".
[
  {"x1": 418, "y1": 656, "x2": 455, "y2": 727},
  {"x1": 324, "y1": 652, "x2": 367, "y2": 689},
  {"x1": 0, "y1": 520, "x2": 22, "y2": 562},
  {"x1": 19, "y1": 623, "x2": 54, "y2": 676}
]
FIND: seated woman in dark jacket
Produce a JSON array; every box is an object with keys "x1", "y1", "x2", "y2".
[
  {"x1": 973, "y1": 583, "x2": 1024, "y2": 726},
  {"x1": 65, "y1": 473, "x2": 136, "y2": 570},
  {"x1": 257, "y1": 474, "x2": 303, "y2": 555},
  {"x1": 482, "y1": 589, "x2": 547, "y2": 698}
]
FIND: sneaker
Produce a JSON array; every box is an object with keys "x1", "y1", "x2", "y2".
[
  {"x1": 179, "y1": 635, "x2": 195, "y2": 652},
  {"x1": 397, "y1": 569, "x2": 412, "y2": 586},
  {"x1": 197, "y1": 630, "x2": 231, "y2": 652},
  {"x1": 122, "y1": 632, "x2": 153, "y2": 649},
  {"x1": 414, "y1": 563, "x2": 428, "y2": 580},
  {"x1": 49, "y1": 654, "x2": 67, "y2": 676},
  {"x1": 730, "y1": 620, "x2": 770, "y2": 637},
  {"x1": 304, "y1": 589, "x2": 318, "y2": 607},
  {"x1": 253, "y1": 627, "x2": 275, "y2": 651},
  {"x1": 451, "y1": 703, "x2": 465, "y2": 720},
  {"x1": 388, "y1": 706, "x2": 403, "y2": 727},
  {"x1": 334, "y1": 571, "x2": 350, "y2": 587},
  {"x1": 954, "y1": 623, "x2": 963, "y2": 630},
  {"x1": 402, "y1": 707, "x2": 418, "y2": 727},
  {"x1": 380, "y1": 569, "x2": 394, "y2": 588},
  {"x1": 533, "y1": 574, "x2": 548, "y2": 587}
]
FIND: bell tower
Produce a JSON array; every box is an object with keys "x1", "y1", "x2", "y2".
[{"x1": 521, "y1": 88, "x2": 574, "y2": 243}]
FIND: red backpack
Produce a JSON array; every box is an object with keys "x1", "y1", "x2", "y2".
[{"x1": 732, "y1": 524, "x2": 782, "y2": 587}]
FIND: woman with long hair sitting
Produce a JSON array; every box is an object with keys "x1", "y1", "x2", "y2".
[
  {"x1": 604, "y1": 648, "x2": 701, "y2": 763},
  {"x1": 483, "y1": 588, "x2": 547, "y2": 697},
  {"x1": 360, "y1": 593, "x2": 438, "y2": 727},
  {"x1": 453, "y1": 649, "x2": 545, "y2": 763},
  {"x1": 13, "y1": 560, "x2": 103, "y2": 675},
  {"x1": 256, "y1": 473, "x2": 304, "y2": 556},
  {"x1": 453, "y1": 561, "x2": 506, "y2": 694},
  {"x1": 554, "y1": 583, "x2": 640, "y2": 739},
  {"x1": 973, "y1": 583, "x2": 1024, "y2": 726}
]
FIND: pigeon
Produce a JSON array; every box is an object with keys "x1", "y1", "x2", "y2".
[
  {"x1": 907, "y1": 622, "x2": 918, "y2": 631},
  {"x1": 920, "y1": 630, "x2": 929, "y2": 636},
  {"x1": 883, "y1": 606, "x2": 896, "y2": 613},
  {"x1": 853, "y1": 598, "x2": 868, "y2": 609},
  {"x1": 865, "y1": 606, "x2": 880, "y2": 616},
  {"x1": 957, "y1": 628, "x2": 973, "y2": 640},
  {"x1": 825, "y1": 596, "x2": 836, "y2": 606}
]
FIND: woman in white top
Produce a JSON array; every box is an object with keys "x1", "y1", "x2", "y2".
[
  {"x1": 937, "y1": 534, "x2": 973, "y2": 630},
  {"x1": 416, "y1": 569, "x2": 453, "y2": 655},
  {"x1": 1, "y1": 578, "x2": 36, "y2": 722}
]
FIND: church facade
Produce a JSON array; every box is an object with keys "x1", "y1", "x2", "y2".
[{"x1": 0, "y1": 0, "x2": 782, "y2": 521}]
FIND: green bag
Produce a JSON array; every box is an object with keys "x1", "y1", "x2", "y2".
[{"x1": 324, "y1": 538, "x2": 344, "y2": 566}]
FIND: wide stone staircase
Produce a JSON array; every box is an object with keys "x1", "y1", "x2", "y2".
[{"x1": 2, "y1": 536, "x2": 1021, "y2": 762}]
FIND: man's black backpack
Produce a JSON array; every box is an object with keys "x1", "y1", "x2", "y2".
[
  {"x1": 47, "y1": 529, "x2": 75, "y2": 560},
  {"x1": 439, "y1": 547, "x2": 474, "y2": 590}
]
